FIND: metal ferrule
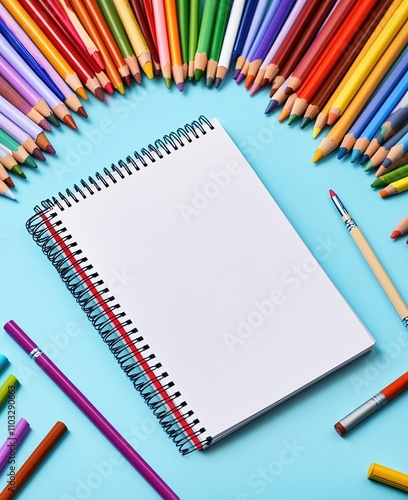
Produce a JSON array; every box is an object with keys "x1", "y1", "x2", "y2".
[
  {"x1": 402, "y1": 316, "x2": 408, "y2": 330},
  {"x1": 331, "y1": 194, "x2": 349, "y2": 217},
  {"x1": 339, "y1": 392, "x2": 388, "y2": 432},
  {"x1": 29, "y1": 347, "x2": 43, "y2": 360}
]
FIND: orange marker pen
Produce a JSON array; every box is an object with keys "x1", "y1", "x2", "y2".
[{"x1": 335, "y1": 371, "x2": 408, "y2": 436}]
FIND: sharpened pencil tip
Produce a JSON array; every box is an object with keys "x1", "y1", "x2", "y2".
[
  {"x1": 379, "y1": 189, "x2": 388, "y2": 198},
  {"x1": 287, "y1": 114, "x2": 298, "y2": 126},
  {"x1": 39, "y1": 119, "x2": 52, "y2": 132},
  {"x1": 63, "y1": 115, "x2": 77, "y2": 130},
  {"x1": 76, "y1": 87, "x2": 88, "y2": 100},
  {"x1": 214, "y1": 77, "x2": 222, "y2": 88},
  {"x1": 329, "y1": 189, "x2": 336, "y2": 198},
  {"x1": 46, "y1": 145, "x2": 56, "y2": 155},
  {"x1": 104, "y1": 82, "x2": 114, "y2": 95},
  {"x1": 300, "y1": 117, "x2": 311, "y2": 129},
  {"x1": 233, "y1": 69, "x2": 240, "y2": 80},
  {"x1": 95, "y1": 88, "x2": 105, "y2": 101},
  {"x1": 77, "y1": 107, "x2": 88, "y2": 118},
  {"x1": 265, "y1": 100, "x2": 278, "y2": 115},
  {"x1": 350, "y1": 150, "x2": 361, "y2": 163},
  {"x1": 32, "y1": 148, "x2": 46, "y2": 161},
  {"x1": 177, "y1": 82, "x2": 184, "y2": 92},
  {"x1": 391, "y1": 230, "x2": 401, "y2": 239},
  {"x1": 47, "y1": 113, "x2": 60, "y2": 127},
  {"x1": 312, "y1": 127, "x2": 321, "y2": 139},
  {"x1": 360, "y1": 154, "x2": 369, "y2": 166},
  {"x1": 194, "y1": 69, "x2": 203, "y2": 81},
  {"x1": 337, "y1": 147, "x2": 347, "y2": 159},
  {"x1": 312, "y1": 149, "x2": 324, "y2": 163}
]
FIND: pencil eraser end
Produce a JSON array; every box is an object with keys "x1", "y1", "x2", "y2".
[{"x1": 334, "y1": 422, "x2": 346, "y2": 436}]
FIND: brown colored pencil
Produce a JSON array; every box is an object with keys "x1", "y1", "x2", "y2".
[{"x1": 0, "y1": 421, "x2": 67, "y2": 499}]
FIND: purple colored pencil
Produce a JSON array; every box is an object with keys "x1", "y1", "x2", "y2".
[
  {"x1": 4, "y1": 320, "x2": 179, "y2": 500},
  {"x1": 233, "y1": 0, "x2": 269, "y2": 79},
  {"x1": 0, "y1": 111, "x2": 45, "y2": 160},
  {"x1": 0, "y1": 418, "x2": 30, "y2": 472},
  {"x1": 231, "y1": 0, "x2": 258, "y2": 62},
  {"x1": 0, "y1": 95, "x2": 45, "y2": 142}
]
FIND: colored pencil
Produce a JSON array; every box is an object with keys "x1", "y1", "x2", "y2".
[
  {"x1": 231, "y1": 0, "x2": 258, "y2": 64},
  {"x1": 69, "y1": 0, "x2": 124, "y2": 94},
  {"x1": 164, "y1": 0, "x2": 185, "y2": 90},
  {"x1": 0, "y1": 96, "x2": 55, "y2": 154},
  {"x1": 313, "y1": 0, "x2": 399, "y2": 136},
  {"x1": 0, "y1": 421, "x2": 67, "y2": 499},
  {"x1": 206, "y1": 0, "x2": 232, "y2": 87},
  {"x1": 233, "y1": 0, "x2": 268, "y2": 79},
  {"x1": 151, "y1": 0, "x2": 172, "y2": 88},
  {"x1": 264, "y1": 0, "x2": 337, "y2": 113},
  {"x1": 112, "y1": 0, "x2": 154, "y2": 80},
  {"x1": 1, "y1": 0, "x2": 87, "y2": 99},
  {"x1": 285, "y1": 0, "x2": 357, "y2": 94},
  {"x1": 177, "y1": 0, "x2": 189, "y2": 78},
  {"x1": 380, "y1": 176, "x2": 408, "y2": 198},
  {"x1": 215, "y1": 0, "x2": 246, "y2": 88},
  {"x1": 141, "y1": 0, "x2": 158, "y2": 47},
  {"x1": 57, "y1": 0, "x2": 104, "y2": 70},
  {"x1": 0, "y1": 114, "x2": 45, "y2": 161},
  {"x1": 313, "y1": 21, "x2": 408, "y2": 163},
  {"x1": 0, "y1": 157, "x2": 16, "y2": 187},
  {"x1": 0, "y1": 129, "x2": 36, "y2": 169},
  {"x1": 244, "y1": 0, "x2": 298, "y2": 89},
  {"x1": 367, "y1": 122, "x2": 408, "y2": 171},
  {"x1": 0, "y1": 36, "x2": 77, "y2": 128},
  {"x1": 96, "y1": 0, "x2": 140, "y2": 82},
  {"x1": 380, "y1": 131, "x2": 408, "y2": 170},
  {"x1": 129, "y1": 0, "x2": 161, "y2": 73},
  {"x1": 249, "y1": 0, "x2": 309, "y2": 95},
  {"x1": 0, "y1": 75, "x2": 51, "y2": 131},
  {"x1": 288, "y1": 0, "x2": 379, "y2": 125},
  {"x1": 16, "y1": 0, "x2": 110, "y2": 97},
  {"x1": 0, "y1": 418, "x2": 30, "y2": 473},
  {"x1": 328, "y1": 0, "x2": 408, "y2": 125},
  {"x1": 194, "y1": 0, "x2": 219, "y2": 80},
  {"x1": 236, "y1": 0, "x2": 286, "y2": 84},
  {"x1": 372, "y1": 164, "x2": 408, "y2": 188},
  {"x1": 0, "y1": 178, "x2": 16, "y2": 201},
  {"x1": 339, "y1": 50, "x2": 408, "y2": 160},
  {"x1": 0, "y1": 4, "x2": 86, "y2": 117},
  {"x1": 187, "y1": 0, "x2": 199, "y2": 80},
  {"x1": 380, "y1": 99, "x2": 408, "y2": 143},
  {"x1": 390, "y1": 215, "x2": 408, "y2": 238}
]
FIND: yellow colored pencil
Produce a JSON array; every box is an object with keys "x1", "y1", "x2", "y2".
[
  {"x1": 112, "y1": 0, "x2": 153, "y2": 79},
  {"x1": 313, "y1": 20, "x2": 408, "y2": 162},
  {"x1": 380, "y1": 176, "x2": 408, "y2": 197},
  {"x1": 313, "y1": 0, "x2": 404, "y2": 137},
  {"x1": 328, "y1": 0, "x2": 408, "y2": 125},
  {"x1": 1, "y1": 0, "x2": 86, "y2": 99}
]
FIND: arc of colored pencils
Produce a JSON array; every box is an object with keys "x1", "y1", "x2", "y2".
[{"x1": 313, "y1": 21, "x2": 408, "y2": 163}]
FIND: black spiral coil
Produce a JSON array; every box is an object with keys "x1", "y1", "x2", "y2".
[{"x1": 26, "y1": 116, "x2": 214, "y2": 454}]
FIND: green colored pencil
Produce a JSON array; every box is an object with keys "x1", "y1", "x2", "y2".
[
  {"x1": 371, "y1": 163, "x2": 408, "y2": 188},
  {"x1": 97, "y1": 0, "x2": 140, "y2": 81},
  {"x1": 177, "y1": 0, "x2": 189, "y2": 78},
  {"x1": 206, "y1": 0, "x2": 232, "y2": 87},
  {"x1": 188, "y1": 0, "x2": 200, "y2": 80},
  {"x1": 193, "y1": 0, "x2": 219, "y2": 81}
]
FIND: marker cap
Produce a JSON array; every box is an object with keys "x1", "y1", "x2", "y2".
[{"x1": 368, "y1": 463, "x2": 408, "y2": 492}]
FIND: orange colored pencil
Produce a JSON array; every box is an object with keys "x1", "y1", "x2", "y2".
[
  {"x1": 0, "y1": 422, "x2": 67, "y2": 499},
  {"x1": 164, "y1": 0, "x2": 184, "y2": 90}
]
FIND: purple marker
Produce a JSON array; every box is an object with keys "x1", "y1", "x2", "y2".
[
  {"x1": 0, "y1": 418, "x2": 30, "y2": 472},
  {"x1": 4, "y1": 320, "x2": 179, "y2": 500}
]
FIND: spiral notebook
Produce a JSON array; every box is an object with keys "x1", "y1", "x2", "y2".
[{"x1": 27, "y1": 116, "x2": 374, "y2": 454}]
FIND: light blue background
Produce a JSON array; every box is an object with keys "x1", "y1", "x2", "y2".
[{"x1": 1, "y1": 73, "x2": 408, "y2": 500}]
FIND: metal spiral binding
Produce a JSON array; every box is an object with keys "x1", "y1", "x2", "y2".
[{"x1": 26, "y1": 116, "x2": 214, "y2": 454}]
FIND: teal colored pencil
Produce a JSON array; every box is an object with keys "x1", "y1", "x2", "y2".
[
  {"x1": 193, "y1": 0, "x2": 219, "y2": 80},
  {"x1": 188, "y1": 0, "x2": 200, "y2": 80}
]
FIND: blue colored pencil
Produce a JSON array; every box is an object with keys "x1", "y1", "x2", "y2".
[
  {"x1": 231, "y1": 0, "x2": 258, "y2": 63},
  {"x1": 233, "y1": 0, "x2": 269, "y2": 79},
  {"x1": 379, "y1": 95, "x2": 408, "y2": 142},
  {"x1": 365, "y1": 121, "x2": 408, "y2": 171}
]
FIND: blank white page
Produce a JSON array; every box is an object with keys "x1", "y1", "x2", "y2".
[{"x1": 54, "y1": 119, "x2": 374, "y2": 444}]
